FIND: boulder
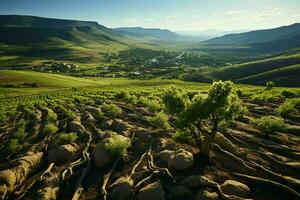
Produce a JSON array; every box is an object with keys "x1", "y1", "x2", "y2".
[
  {"x1": 135, "y1": 128, "x2": 152, "y2": 142},
  {"x1": 287, "y1": 125, "x2": 300, "y2": 135},
  {"x1": 99, "y1": 118, "x2": 113, "y2": 130},
  {"x1": 93, "y1": 138, "x2": 114, "y2": 168},
  {"x1": 37, "y1": 175, "x2": 60, "y2": 200},
  {"x1": 85, "y1": 106, "x2": 101, "y2": 114},
  {"x1": 82, "y1": 111, "x2": 95, "y2": 127},
  {"x1": 158, "y1": 150, "x2": 174, "y2": 164},
  {"x1": 168, "y1": 149, "x2": 194, "y2": 171},
  {"x1": 214, "y1": 133, "x2": 237, "y2": 153},
  {"x1": 169, "y1": 185, "x2": 192, "y2": 200},
  {"x1": 69, "y1": 120, "x2": 85, "y2": 134},
  {"x1": 110, "y1": 176, "x2": 133, "y2": 200},
  {"x1": 195, "y1": 190, "x2": 219, "y2": 200},
  {"x1": 48, "y1": 144, "x2": 77, "y2": 164},
  {"x1": 112, "y1": 119, "x2": 127, "y2": 133},
  {"x1": 132, "y1": 139, "x2": 149, "y2": 153},
  {"x1": 180, "y1": 176, "x2": 212, "y2": 190},
  {"x1": 0, "y1": 185, "x2": 7, "y2": 200},
  {"x1": 0, "y1": 170, "x2": 16, "y2": 191},
  {"x1": 137, "y1": 181, "x2": 165, "y2": 200},
  {"x1": 221, "y1": 180, "x2": 250, "y2": 197}
]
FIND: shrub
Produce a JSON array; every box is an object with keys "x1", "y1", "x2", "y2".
[
  {"x1": 104, "y1": 134, "x2": 131, "y2": 158},
  {"x1": 162, "y1": 81, "x2": 245, "y2": 158},
  {"x1": 46, "y1": 109, "x2": 57, "y2": 122},
  {"x1": 250, "y1": 116, "x2": 287, "y2": 136},
  {"x1": 266, "y1": 81, "x2": 275, "y2": 90},
  {"x1": 13, "y1": 119, "x2": 28, "y2": 140},
  {"x1": 115, "y1": 91, "x2": 130, "y2": 101},
  {"x1": 275, "y1": 100, "x2": 297, "y2": 118},
  {"x1": 138, "y1": 96, "x2": 148, "y2": 105},
  {"x1": 173, "y1": 130, "x2": 196, "y2": 144},
  {"x1": 5, "y1": 139, "x2": 22, "y2": 154},
  {"x1": 13, "y1": 128, "x2": 28, "y2": 140},
  {"x1": 115, "y1": 91, "x2": 137, "y2": 103},
  {"x1": 43, "y1": 123, "x2": 58, "y2": 135},
  {"x1": 146, "y1": 111, "x2": 170, "y2": 129},
  {"x1": 56, "y1": 132, "x2": 78, "y2": 145},
  {"x1": 145, "y1": 100, "x2": 161, "y2": 113},
  {"x1": 102, "y1": 103, "x2": 122, "y2": 118},
  {"x1": 96, "y1": 110, "x2": 104, "y2": 119},
  {"x1": 0, "y1": 112, "x2": 6, "y2": 123},
  {"x1": 281, "y1": 90, "x2": 296, "y2": 98}
]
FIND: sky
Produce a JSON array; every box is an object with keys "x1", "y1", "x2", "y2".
[{"x1": 1, "y1": 0, "x2": 300, "y2": 32}]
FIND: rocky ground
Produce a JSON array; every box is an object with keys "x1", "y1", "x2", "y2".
[{"x1": 0, "y1": 98, "x2": 299, "y2": 200}]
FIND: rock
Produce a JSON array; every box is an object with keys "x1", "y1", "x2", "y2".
[
  {"x1": 286, "y1": 162, "x2": 300, "y2": 168},
  {"x1": 137, "y1": 181, "x2": 165, "y2": 200},
  {"x1": 69, "y1": 120, "x2": 85, "y2": 134},
  {"x1": 48, "y1": 144, "x2": 77, "y2": 164},
  {"x1": 82, "y1": 111, "x2": 95, "y2": 127},
  {"x1": 110, "y1": 176, "x2": 133, "y2": 200},
  {"x1": 112, "y1": 119, "x2": 127, "y2": 133},
  {"x1": 0, "y1": 170, "x2": 16, "y2": 191},
  {"x1": 135, "y1": 128, "x2": 152, "y2": 142},
  {"x1": 19, "y1": 152, "x2": 44, "y2": 167},
  {"x1": 169, "y1": 185, "x2": 192, "y2": 200},
  {"x1": 86, "y1": 106, "x2": 101, "y2": 114},
  {"x1": 0, "y1": 185, "x2": 7, "y2": 200},
  {"x1": 99, "y1": 118, "x2": 113, "y2": 130},
  {"x1": 132, "y1": 139, "x2": 149, "y2": 153},
  {"x1": 214, "y1": 133, "x2": 237, "y2": 153},
  {"x1": 221, "y1": 180, "x2": 250, "y2": 197},
  {"x1": 0, "y1": 152, "x2": 44, "y2": 199},
  {"x1": 195, "y1": 190, "x2": 219, "y2": 200},
  {"x1": 180, "y1": 176, "x2": 212, "y2": 190},
  {"x1": 168, "y1": 149, "x2": 194, "y2": 171},
  {"x1": 38, "y1": 175, "x2": 60, "y2": 200},
  {"x1": 158, "y1": 150, "x2": 174, "y2": 164},
  {"x1": 287, "y1": 126, "x2": 300, "y2": 135},
  {"x1": 93, "y1": 138, "x2": 114, "y2": 168}
]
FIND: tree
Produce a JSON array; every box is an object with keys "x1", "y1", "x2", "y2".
[
  {"x1": 162, "y1": 81, "x2": 246, "y2": 158},
  {"x1": 266, "y1": 81, "x2": 275, "y2": 90}
]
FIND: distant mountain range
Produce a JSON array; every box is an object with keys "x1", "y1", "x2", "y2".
[
  {"x1": 203, "y1": 23, "x2": 300, "y2": 52},
  {"x1": 114, "y1": 27, "x2": 180, "y2": 41}
]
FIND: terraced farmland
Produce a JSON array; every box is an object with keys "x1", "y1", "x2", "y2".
[{"x1": 0, "y1": 77, "x2": 300, "y2": 200}]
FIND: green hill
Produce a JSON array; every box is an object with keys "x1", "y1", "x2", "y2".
[
  {"x1": 238, "y1": 64, "x2": 300, "y2": 86},
  {"x1": 0, "y1": 70, "x2": 105, "y2": 87},
  {"x1": 202, "y1": 50, "x2": 300, "y2": 86},
  {"x1": 0, "y1": 15, "x2": 138, "y2": 68}
]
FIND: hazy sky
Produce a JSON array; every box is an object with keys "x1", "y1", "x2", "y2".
[{"x1": 1, "y1": 0, "x2": 300, "y2": 31}]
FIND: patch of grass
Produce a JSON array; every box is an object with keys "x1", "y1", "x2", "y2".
[
  {"x1": 173, "y1": 130, "x2": 195, "y2": 145},
  {"x1": 46, "y1": 108, "x2": 57, "y2": 123},
  {"x1": 102, "y1": 103, "x2": 122, "y2": 118},
  {"x1": 146, "y1": 111, "x2": 170, "y2": 129},
  {"x1": 56, "y1": 132, "x2": 78, "y2": 145},
  {"x1": 250, "y1": 116, "x2": 287, "y2": 136},
  {"x1": 104, "y1": 134, "x2": 131, "y2": 158},
  {"x1": 43, "y1": 123, "x2": 58, "y2": 135},
  {"x1": 5, "y1": 139, "x2": 22, "y2": 155},
  {"x1": 275, "y1": 100, "x2": 297, "y2": 118}
]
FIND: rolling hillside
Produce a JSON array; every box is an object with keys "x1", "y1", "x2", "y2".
[
  {"x1": 0, "y1": 70, "x2": 105, "y2": 87},
  {"x1": 203, "y1": 50, "x2": 300, "y2": 86},
  {"x1": 0, "y1": 15, "x2": 137, "y2": 68}
]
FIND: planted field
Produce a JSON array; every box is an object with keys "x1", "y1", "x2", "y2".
[{"x1": 0, "y1": 79, "x2": 299, "y2": 200}]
